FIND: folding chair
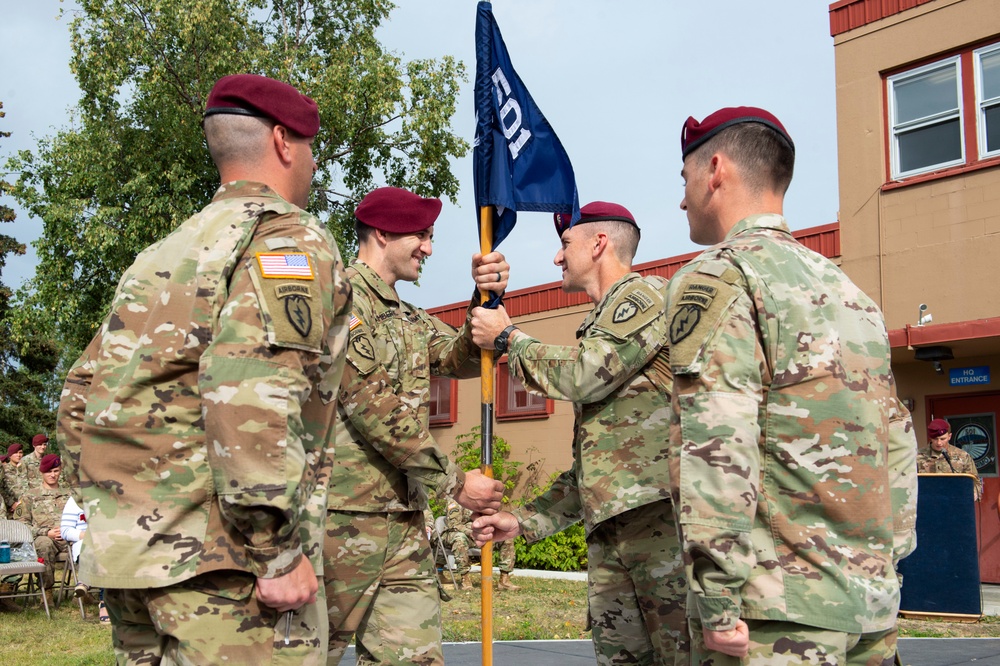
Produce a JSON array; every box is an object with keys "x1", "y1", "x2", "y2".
[
  {"x1": 56, "y1": 550, "x2": 86, "y2": 619},
  {"x1": 0, "y1": 519, "x2": 51, "y2": 619}
]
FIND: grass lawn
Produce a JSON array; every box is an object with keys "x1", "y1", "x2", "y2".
[{"x1": 2, "y1": 574, "x2": 998, "y2": 665}]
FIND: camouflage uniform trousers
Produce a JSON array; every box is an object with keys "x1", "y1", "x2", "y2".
[
  {"x1": 34, "y1": 535, "x2": 68, "y2": 589},
  {"x1": 688, "y1": 619, "x2": 898, "y2": 666},
  {"x1": 441, "y1": 532, "x2": 515, "y2": 576},
  {"x1": 104, "y1": 570, "x2": 327, "y2": 665},
  {"x1": 586, "y1": 499, "x2": 688, "y2": 666},
  {"x1": 324, "y1": 510, "x2": 442, "y2": 666}
]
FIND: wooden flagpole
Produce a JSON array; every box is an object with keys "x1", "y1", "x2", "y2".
[{"x1": 478, "y1": 204, "x2": 495, "y2": 666}]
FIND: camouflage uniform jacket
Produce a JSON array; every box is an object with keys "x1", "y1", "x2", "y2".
[
  {"x1": 444, "y1": 497, "x2": 474, "y2": 541},
  {"x1": 917, "y1": 444, "x2": 982, "y2": 500},
  {"x1": 508, "y1": 272, "x2": 674, "y2": 540},
  {"x1": 328, "y1": 261, "x2": 480, "y2": 512},
  {"x1": 57, "y1": 181, "x2": 351, "y2": 589},
  {"x1": 666, "y1": 213, "x2": 918, "y2": 635},
  {"x1": 15, "y1": 486, "x2": 72, "y2": 538},
  {"x1": 2, "y1": 464, "x2": 28, "y2": 507}
]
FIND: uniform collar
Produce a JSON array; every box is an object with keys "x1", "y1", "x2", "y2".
[
  {"x1": 578, "y1": 272, "x2": 640, "y2": 336},
  {"x1": 350, "y1": 260, "x2": 401, "y2": 305},
  {"x1": 211, "y1": 181, "x2": 286, "y2": 203},
  {"x1": 726, "y1": 213, "x2": 791, "y2": 241}
]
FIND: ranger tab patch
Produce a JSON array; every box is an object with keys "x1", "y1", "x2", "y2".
[{"x1": 256, "y1": 252, "x2": 315, "y2": 280}]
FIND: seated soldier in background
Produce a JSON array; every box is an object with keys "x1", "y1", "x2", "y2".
[
  {"x1": 2, "y1": 443, "x2": 28, "y2": 515},
  {"x1": 21, "y1": 434, "x2": 50, "y2": 483},
  {"x1": 917, "y1": 418, "x2": 982, "y2": 501},
  {"x1": 14, "y1": 454, "x2": 70, "y2": 603},
  {"x1": 441, "y1": 496, "x2": 519, "y2": 591}
]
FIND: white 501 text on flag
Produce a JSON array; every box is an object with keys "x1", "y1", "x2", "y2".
[{"x1": 256, "y1": 253, "x2": 315, "y2": 280}]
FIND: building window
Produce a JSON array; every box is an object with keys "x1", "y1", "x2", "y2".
[
  {"x1": 429, "y1": 376, "x2": 457, "y2": 427},
  {"x1": 888, "y1": 57, "x2": 964, "y2": 178},
  {"x1": 886, "y1": 41, "x2": 1000, "y2": 180},
  {"x1": 496, "y1": 359, "x2": 553, "y2": 421},
  {"x1": 976, "y1": 44, "x2": 1000, "y2": 157}
]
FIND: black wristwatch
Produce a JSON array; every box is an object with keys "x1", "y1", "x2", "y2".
[{"x1": 494, "y1": 325, "x2": 518, "y2": 354}]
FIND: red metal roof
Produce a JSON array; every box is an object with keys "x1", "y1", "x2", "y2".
[
  {"x1": 428, "y1": 222, "x2": 841, "y2": 327},
  {"x1": 889, "y1": 317, "x2": 1000, "y2": 350},
  {"x1": 829, "y1": 0, "x2": 937, "y2": 36}
]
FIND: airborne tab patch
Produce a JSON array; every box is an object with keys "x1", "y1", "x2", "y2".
[{"x1": 256, "y1": 252, "x2": 315, "y2": 280}]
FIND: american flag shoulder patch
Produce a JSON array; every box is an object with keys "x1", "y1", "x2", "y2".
[
  {"x1": 256, "y1": 252, "x2": 315, "y2": 280},
  {"x1": 349, "y1": 314, "x2": 363, "y2": 331}
]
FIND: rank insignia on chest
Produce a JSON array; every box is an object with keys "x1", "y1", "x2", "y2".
[
  {"x1": 256, "y1": 252, "x2": 315, "y2": 280},
  {"x1": 285, "y1": 295, "x2": 312, "y2": 337}
]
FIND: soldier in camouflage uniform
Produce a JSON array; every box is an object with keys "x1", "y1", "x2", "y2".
[
  {"x1": 668, "y1": 107, "x2": 918, "y2": 664},
  {"x1": 918, "y1": 418, "x2": 982, "y2": 501},
  {"x1": 14, "y1": 454, "x2": 70, "y2": 593},
  {"x1": 323, "y1": 186, "x2": 506, "y2": 666},
  {"x1": 2, "y1": 443, "x2": 29, "y2": 513},
  {"x1": 21, "y1": 434, "x2": 48, "y2": 476},
  {"x1": 441, "y1": 496, "x2": 518, "y2": 591},
  {"x1": 56, "y1": 74, "x2": 351, "y2": 665},
  {"x1": 471, "y1": 201, "x2": 685, "y2": 666}
]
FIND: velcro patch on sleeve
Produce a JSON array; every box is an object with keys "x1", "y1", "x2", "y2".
[
  {"x1": 256, "y1": 252, "x2": 315, "y2": 280},
  {"x1": 668, "y1": 274, "x2": 742, "y2": 375},
  {"x1": 250, "y1": 262, "x2": 324, "y2": 352},
  {"x1": 594, "y1": 279, "x2": 664, "y2": 339},
  {"x1": 347, "y1": 327, "x2": 379, "y2": 376}
]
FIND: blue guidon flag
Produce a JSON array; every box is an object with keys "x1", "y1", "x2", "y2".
[{"x1": 473, "y1": 1, "x2": 580, "y2": 250}]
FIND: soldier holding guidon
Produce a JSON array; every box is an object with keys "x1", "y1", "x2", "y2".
[
  {"x1": 470, "y1": 201, "x2": 686, "y2": 666},
  {"x1": 323, "y1": 187, "x2": 506, "y2": 666}
]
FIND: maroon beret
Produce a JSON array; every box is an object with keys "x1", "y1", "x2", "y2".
[
  {"x1": 40, "y1": 453, "x2": 61, "y2": 473},
  {"x1": 7, "y1": 443, "x2": 22, "y2": 455},
  {"x1": 32, "y1": 434, "x2": 49, "y2": 447},
  {"x1": 681, "y1": 106, "x2": 794, "y2": 159},
  {"x1": 554, "y1": 201, "x2": 639, "y2": 238},
  {"x1": 0, "y1": 456, "x2": 7, "y2": 464},
  {"x1": 204, "y1": 74, "x2": 320, "y2": 138},
  {"x1": 355, "y1": 187, "x2": 442, "y2": 234},
  {"x1": 928, "y1": 418, "x2": 951, "y2": 438}
]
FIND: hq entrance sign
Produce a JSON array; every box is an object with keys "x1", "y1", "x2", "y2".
[{"x1": 949, "y1": 366, "x2": 991, "y2": 387}]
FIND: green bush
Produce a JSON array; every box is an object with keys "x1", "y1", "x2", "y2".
[{"x1": 514, "y1": 523, "x2": 587, "y2": 572}]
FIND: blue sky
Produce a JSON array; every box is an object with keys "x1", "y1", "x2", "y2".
[{"x1": 1, "y1": 1, "x2": 840, "y2": 309}]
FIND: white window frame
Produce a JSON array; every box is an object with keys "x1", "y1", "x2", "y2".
[
  {"x1": 975, "y1": 42, "x2": 1000, "y2": 160},
  {"x1": 887, "y1": 56, "x2": 965, "y2": 179}
]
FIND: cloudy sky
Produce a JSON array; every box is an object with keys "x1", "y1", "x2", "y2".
[{"x1": 1, "y1": 1, "x2": 840, "y2": 310}]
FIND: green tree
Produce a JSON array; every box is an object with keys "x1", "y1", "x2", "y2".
[
  {"x1": 5, "y1": 0, "x2": 468, "y2": 367},
  {"x1": 0, "y1": 102, "x2": 59, "y2": 442}
]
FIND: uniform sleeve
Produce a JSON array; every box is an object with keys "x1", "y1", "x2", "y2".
[
  {"x1": 506, "y1": 286, "x2": 668, "y2": 405},
  {"x1": 887, "y1": 385, "x2": 918, "y2": 565},
  {"x1": 338, "y1": 339, "x2": 465, "y2": 498},
  {"x1": 668, "y1": 272, "x2": 762, "y2": 632},
  {"x1": 513, "y1": 466, "x2": 584, "y2": 542},
  {"x1": 14, "y1": 496, "x2": 42, "y2": 538},
  {"x1": 199, "y1": 219, "x2": 342, "y2": 579},
  {"x1": 426, "y1": 304, "x2": 482, "y2": 380},
  {"x1": 56, "y1": 333, "x2": 102, "y2": 503}
]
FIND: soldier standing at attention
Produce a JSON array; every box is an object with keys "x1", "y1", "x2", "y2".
[
  {"x1": 918, "y1": 418, "x2": 982, "y2": 501},
  {"x1": 323, "y1": 186, "x2": 506, "y2": 666},
  {"x1": 14, "y1": 453, "x2": 70, "y2": 602},
  {"x1": 57, "y1": 74, "x2": 351, "y2": 665},
  {"x1": 470, "y1": 202, "x2": 685, "y2": 666},
  {"x1": 668, "y1": 106, "x2": 919, "y2": 664}
]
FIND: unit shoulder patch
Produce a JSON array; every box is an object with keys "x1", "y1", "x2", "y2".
[
  {"x1": 668, "y1": 272, "x2": 743, "y2": 372},
  {"x1": 347, "y1": 326, "x2": 378, "y2": 375},
  {"x1": 595, "y1": 280, "x2": 664, "y2": 338}
]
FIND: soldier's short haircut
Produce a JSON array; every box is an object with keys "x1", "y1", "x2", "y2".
[
  {"x1": 355, "y1": 220, "x2": 375, "y2": 245},
  {"x1": 204, "y1": 114, "x2": 273, "y2": 171},
  {"x1": 590, "y1": 220, "x2": 640, "y2": 264},
  {"x1": 692, "y1": 122, "x2": 795, "y2": 196}
]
